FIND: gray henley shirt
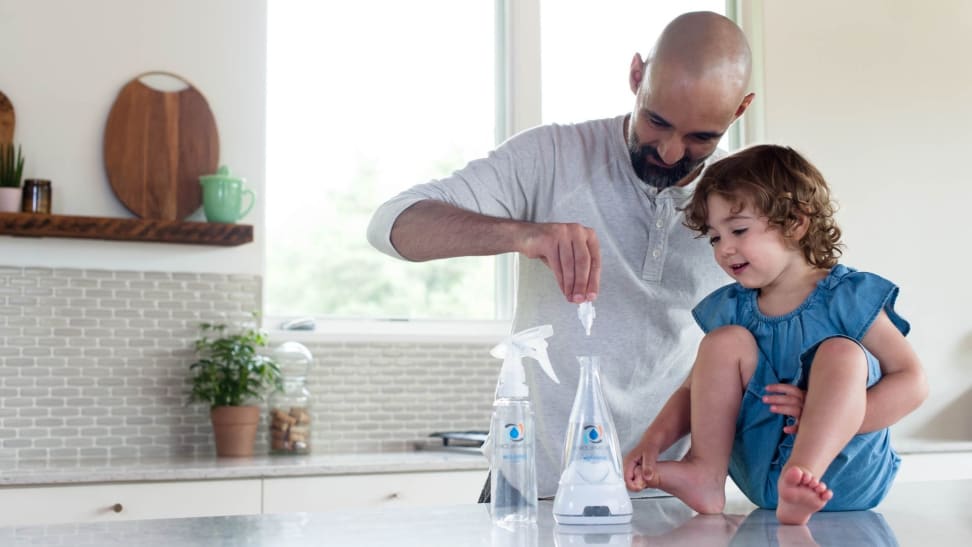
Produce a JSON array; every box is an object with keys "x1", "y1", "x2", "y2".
[{"x1": 367, "y1": 115, "x2": 730, "y2": 497}]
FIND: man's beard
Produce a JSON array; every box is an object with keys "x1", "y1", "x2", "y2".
[{"x1": 629, "y1": 142, "x2": 706, "y2": 189}]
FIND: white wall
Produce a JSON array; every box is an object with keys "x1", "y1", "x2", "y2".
[
  {"x1": 749, "y1": 0, "x2": 972, "y2": 445},
  {"x1": 0, "y1": 0, "x2": 266, "y2": 275}
]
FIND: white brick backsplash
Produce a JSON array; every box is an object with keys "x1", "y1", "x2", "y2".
[{"x1": 0, "y1": 265, "x2": 497, "y2": 461}]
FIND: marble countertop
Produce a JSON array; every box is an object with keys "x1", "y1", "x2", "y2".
[
  {"x1": 0, "y1": 449, "x2": 488, "y2": 487},
  {"x1": 2, "y1": 478, "x2": 970, "y2": 546},
  {"x1": 3, "y1": 444, "x2": 966, "y2": 489}
]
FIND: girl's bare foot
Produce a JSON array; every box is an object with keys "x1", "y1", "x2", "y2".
[
  {"x1": 776, "y1": 466, "x2": 833, "y2": 525},
  {"x1": 645, "y1": 457, "x2": 726, "y2": 514}
]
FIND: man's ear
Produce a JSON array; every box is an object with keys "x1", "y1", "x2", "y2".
[
  {"x1": 733, "y1": 92, "x2": 755, "y2": 119},
  {"x1": 629, "y1": 53, "x2": 646, "y2": 95}
]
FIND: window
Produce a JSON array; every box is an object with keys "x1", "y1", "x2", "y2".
[
  {"x1": 266, "y1": 1, "x2": 498, "y2": 323},
  {"x1": 266, "y1": 1, "x2": 730, "y2": 330}
]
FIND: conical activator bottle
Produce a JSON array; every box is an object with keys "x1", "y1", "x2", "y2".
[{"x1": 552, "y1": 355, "x2": 632, "y2": 525}]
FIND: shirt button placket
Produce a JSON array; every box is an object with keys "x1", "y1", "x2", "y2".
[{"x1": 642, "y1": 205, "x2": 668, "y2": 282}]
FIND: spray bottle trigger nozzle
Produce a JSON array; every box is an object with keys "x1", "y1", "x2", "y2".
[{"x1": 490, "y1": 324, "x2": 559, "y2": 389}]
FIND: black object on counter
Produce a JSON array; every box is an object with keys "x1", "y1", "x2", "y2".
[{"x1": 429, "y1": 430, "x2": 488, "y2": 447}]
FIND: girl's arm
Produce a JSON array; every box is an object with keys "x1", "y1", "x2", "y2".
[
  {"x1": 622, "y1": 375, "x2": 692, "y2": 490},
  {"x1": 858, "y1": 309, "x2": 928, "y2": 433},
  {"x1": 764, "y1": 309, "x2": 927, "y2": 434}
]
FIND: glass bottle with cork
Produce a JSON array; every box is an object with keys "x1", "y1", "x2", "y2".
[{"x1": 268, "y1": 341, "x2": 314, "y2": 455}]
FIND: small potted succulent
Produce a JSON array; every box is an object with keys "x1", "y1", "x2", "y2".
[
  {"x1": 0, "y1": 143, "x2": 24, "y2": 212},
  {"x1": 187, "y1": 315, "x2": 282, "y2": 457}
]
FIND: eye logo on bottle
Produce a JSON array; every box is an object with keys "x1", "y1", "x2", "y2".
[
  {"x1": 583, "y1": 425, "x2": 603, "y2": 444},
  {"x1": 505, "y1": 423, "x2": 525, "y2": 442}
]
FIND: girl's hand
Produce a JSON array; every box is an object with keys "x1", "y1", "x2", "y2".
[
  {"x1": 623, "y1": 442, "x2": 659, "y2": 491},
  {"x1": 763, "y1": 383, "x2": 806, "y2": 434}
]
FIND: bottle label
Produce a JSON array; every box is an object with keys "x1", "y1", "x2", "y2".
[
  {"x1": 579, "y1": 424, "x2": 609, "y2": 462},
  {"x1": 506, "y1": 422, "x2": 525, "y2": 442},
  {"x1": 499, "y1": 422, "x2": 529, "y2": 462}
]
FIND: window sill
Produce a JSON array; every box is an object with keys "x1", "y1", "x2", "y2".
[{"x1": 265, "y1": 318, "x2": 512, "y2": 344}]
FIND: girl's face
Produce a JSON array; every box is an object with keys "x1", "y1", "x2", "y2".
[{"x1": 704, "y1": 194, "x2": 805, "y2": 290}]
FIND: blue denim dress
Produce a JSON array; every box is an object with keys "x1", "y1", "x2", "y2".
[{"x1": 692, "y1": 265, "x2": 909, "y2": 510}]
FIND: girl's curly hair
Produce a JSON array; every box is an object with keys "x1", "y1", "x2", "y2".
[{"x1": 684, "y1": 144, "x2": 843, "y2": 269}]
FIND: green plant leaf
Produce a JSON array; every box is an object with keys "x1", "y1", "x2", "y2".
[
  {"x1": 0, "y1": 144, "x2": 25, "y2": 188},
  {"x1": 185, "y1": 314, "x2": 283, "y2": 409}
]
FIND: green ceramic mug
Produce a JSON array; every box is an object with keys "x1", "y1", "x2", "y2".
[{"x1": 199, "y1": 166, "x2": 255, "y2": 223}]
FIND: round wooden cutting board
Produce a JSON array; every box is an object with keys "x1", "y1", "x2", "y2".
[
  {"x1": 103, "y1": 73, "x2": 219, "y2": 220},
  {"x1": 0, "y1": 90, "x2": 14, "y2": 146}
]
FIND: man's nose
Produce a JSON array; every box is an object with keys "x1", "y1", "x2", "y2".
[{"x1": 656, "y1": 136, "x2": 685, "y2": 166}]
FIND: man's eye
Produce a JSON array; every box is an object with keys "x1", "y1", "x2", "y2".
[{"x1": 708, "y1": 236, "x2": 720, "y2": 246}]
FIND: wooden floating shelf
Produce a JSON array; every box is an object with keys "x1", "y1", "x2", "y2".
[{"x1": 0, "y1": 212, "x2": 253, "y2": 246}]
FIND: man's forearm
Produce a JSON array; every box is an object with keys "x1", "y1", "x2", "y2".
[
  {"x1": 388, "y1": 199, "x2": 601, "y2": 301},
  {"x1": 390, "y1": 200, "x2": 525, "y2": 261}
]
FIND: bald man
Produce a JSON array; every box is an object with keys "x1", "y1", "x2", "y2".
[{"x1": 367, "y1": 11, "x2": 754, "y2": 499}]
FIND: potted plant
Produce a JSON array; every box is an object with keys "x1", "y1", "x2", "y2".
[
  {"x1": 0, "y1": 143, "x2": 24, "y2": 212},
  {"x1": 187, "y1": 316, "x2": 282, "y2": 457}
]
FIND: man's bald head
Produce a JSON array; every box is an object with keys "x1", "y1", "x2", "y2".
[{"x1": 644, "y1": 11, "x2": 752, "y2": 99}]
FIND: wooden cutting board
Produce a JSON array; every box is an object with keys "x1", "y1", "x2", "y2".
[
  {"x1": 103, "y1": 73, "x2": 219, "y2": 220},
  {"x1": 0, "y1": 90, "x2": 13, "y2": 146}
]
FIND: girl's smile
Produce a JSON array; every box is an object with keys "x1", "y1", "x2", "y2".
[{"x1": 729, "y1": 262, "x2": 749, "y2": 275}]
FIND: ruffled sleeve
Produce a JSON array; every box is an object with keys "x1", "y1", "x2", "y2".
[
  {"x1": 692, "y1": 283, "x2": 748, "y2": 333},
  {"x1": 820, "y1": 265, "x2": 910, "y2": 339}
]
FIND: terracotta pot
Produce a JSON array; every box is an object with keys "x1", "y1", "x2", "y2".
[
  {"x1": 210, "y1": 405, "x2": 260, "y2": 457},
  {"x1": 0, "y1": 187, "x2": 20, "y2": 212}
]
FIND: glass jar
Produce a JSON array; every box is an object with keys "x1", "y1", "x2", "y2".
[
  {"x1": 21, "y1": 179, "x2": 51, "y2": 214},
  {"x1": 268, "y1": 341, "x2": 314, "y2": 455}
]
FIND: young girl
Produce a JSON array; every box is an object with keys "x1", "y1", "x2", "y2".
[{"x1": 622, "y1": 144, "x2": 927, "y2": 525}]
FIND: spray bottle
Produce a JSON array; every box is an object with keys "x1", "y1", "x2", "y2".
[
  {"x1": 553, "y1": 303, "x2": 633, "y2": 525},
  {"x1": 488, "y1": 325, "x2": 560, "y2": 524}
]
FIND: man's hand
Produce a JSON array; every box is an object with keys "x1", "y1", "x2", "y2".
[
  {"x1": 519, "y1": 222, "x2": 601, "y2": 303},
  {"x1": 763, "y1": 383, "x2": 805, "y2": 434}
]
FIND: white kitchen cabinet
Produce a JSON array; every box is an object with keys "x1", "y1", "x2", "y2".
[
  {"x1": 0, "y1": 479, "x2": 262, "y2": 527},
  {"x1": 262, "y1": 470, "x2": 487, "y2": 513}
]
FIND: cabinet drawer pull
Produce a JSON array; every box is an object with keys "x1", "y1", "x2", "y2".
[
  {"x1": 112, "y1": 503, "x2": 124, "y2": 513},
  {"x1": 386, "y1": 492, "x2": 400, "y2": 500}
]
